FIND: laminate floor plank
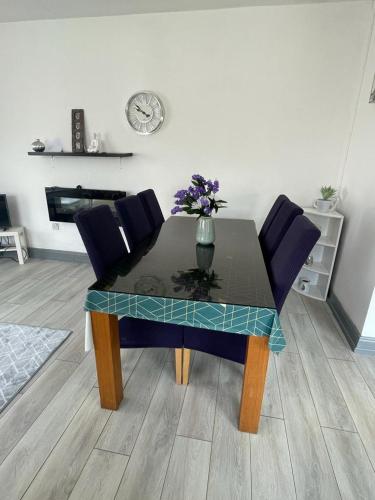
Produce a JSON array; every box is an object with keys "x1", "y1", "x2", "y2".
[
  {"x1": 279, "y1": 309, "x2": 298, "y2": 353},
  {"x1": 303, "y1": 296, "x2": 352, "y2": 361},
  {"x1": 0, "y1": 354, "x2": 96, "y2": 500},
  {"x1": 250, "y1": 416, "x2": 296, "y2": 500},
  {"x1": 322, "y1": 427, "x2": 375, "y2": 500},
  {"x1": 353, "y1": 353, "x2": 375, "y2": 397},
  {"x1": 161, "y1": 436, "x2": 211, "y2": 500},
  {"x1": 52, "y1": 265, "x2": 93, "y2": 302},
  {"x1": 5, "y1": 261, "x2": 74, "y2": 305},
  {"x1": 42, "y1": 291, "x2": 86, "y2": 330},
  {"x1": 120, "y1": 347, "x2": 144, "y2": 388},
  {"x1": 23, "y1": 388, "x2": 111, "y2": 500},
  {"x1": 0, "y1": 360, "x2": 76, "y2": 465},
  {"x1": 0, "y1": 301, "x2": 19, "y2": 320},
  {"x1": 97, "y1": 349, "x2": 167, "y2": 456},
  {"x1": 284, "y1": 290, "x2": 307, "y2": 315},
  {"x1": 20, "y1": 299, "x2": 70, "y2": 327},
  {"x1": 56, "y1": 328, "x2": 87, "y2": 364},
  {"x1": 261, "y1": 354, "x2": 283, "y2": 419},
  {"x1": 289, "y1": 312, "x2": 356, "y2": 431},
  {"x1": 115, "y1": 360, "x2": 186, "y2": 500},
  {"x1": 329, "y1": 358, "x2": 375, "y2": 469},
  {"x1": 207, "y1": 359, "x2": 251, "y2": 500},
  {"x1": 276, "y1": 352, "x2": 341, "y2": 500},
  {"x1": 177, "y1": 351, "x2": 220, "y2": 441},
  {"x1": 69, "y1": 449, "x2": 129, "y2": 500}
]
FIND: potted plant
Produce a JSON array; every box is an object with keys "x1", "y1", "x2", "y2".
[
  {"x1": 314, "y1": 185, "x2": 338, "y2": 213},
  {"x1": 171, "y1": 174, "x2": 227, "y2": 245}
]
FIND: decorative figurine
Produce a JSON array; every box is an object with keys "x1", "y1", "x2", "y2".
[
  {"x1": 31, "y1": 139, "x2": 45, "y2": 152},
  {"x1": 87, "y1": 133, "x2": 101, "y2": 154}
]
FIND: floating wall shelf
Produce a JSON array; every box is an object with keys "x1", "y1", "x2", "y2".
[{"x1": 28, "y1": 152, "x2": 133, "y2": 158}]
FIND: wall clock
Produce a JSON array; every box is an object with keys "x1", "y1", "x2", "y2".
[{"x1": 126, "y1": 91, "x2": 164, "y2": 135}]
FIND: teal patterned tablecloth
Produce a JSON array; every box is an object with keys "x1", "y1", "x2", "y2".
[{"x1": 85, "y1": 290, "x2": 286, "y2": 353}]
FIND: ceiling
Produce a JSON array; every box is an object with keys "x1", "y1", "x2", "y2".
[{"x1": 0, "y1": 0, "x2": 361, "y2": 23}]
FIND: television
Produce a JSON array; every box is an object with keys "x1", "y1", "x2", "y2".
[{"x1": 0, "y1": 194, "x2": 11, "y2": 230}]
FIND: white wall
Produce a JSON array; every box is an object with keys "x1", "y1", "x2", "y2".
[
  {"x1": 332, "y1": 6, "x2": 375, "y2": 335},
  {"x1": 362, "y1": 288, "x2": 375, "y2": 338},
  {"x1": 0, "y1": 2, "x2": 372, "y2": 258}
]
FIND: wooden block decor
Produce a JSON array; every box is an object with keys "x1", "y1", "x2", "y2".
[{"x1": 72, "y1": 109, "x2": 85, "y2": 153}]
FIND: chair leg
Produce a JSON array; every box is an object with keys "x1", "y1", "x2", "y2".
[
  {"x1": 175, "y1": 348, "x2": 183, "y2": 384},
  {"x1": 182, "y1": 348, "x2": 191, "y2": 385}
]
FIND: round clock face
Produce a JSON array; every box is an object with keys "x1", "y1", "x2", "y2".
[{"x1": 126, "y1": 92, "x2": 164, "y2": 135}]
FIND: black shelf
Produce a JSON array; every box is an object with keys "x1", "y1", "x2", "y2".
[{"x1": 28, "y1": 151, "x2": 133, "y2": 158}]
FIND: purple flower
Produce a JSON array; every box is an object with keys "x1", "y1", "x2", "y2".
[
  {"x1": 199, "y1": 197, "x2": 209, "y2": 207},
  {"x1": 188, "y1": 186, "x2": 200, "y2": 201},
  {"x1": 171, "y1": 206, "x2": 183, "y2": 215},
  {"x1": 174, "y1": 189, "x2": 187, "y2": 200},
  {"x1": 203, "y1": 206, "x2": 212, "y2": 216},
  {"x1": 192, "y1": 174, "x2": 205, "y2": 183},
  {"x1": 213, "y1": 180, "x2": 219, "y2": 193},
  {"x1": 206, "y1": 180, "x2": 214, "y2": 192}
]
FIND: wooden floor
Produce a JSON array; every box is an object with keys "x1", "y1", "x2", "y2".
[{"x1": 0, "y1": 258, "x2": 375, "y2": 500}]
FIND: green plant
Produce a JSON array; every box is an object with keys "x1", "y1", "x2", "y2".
[{"x1": 320, "y1": 185, "x2": 336, "y2": 201}]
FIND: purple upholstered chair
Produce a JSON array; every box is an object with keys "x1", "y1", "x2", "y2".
[
  {"x1": 260, "y1": 198, "x2": 303, "y2": 264},
  {"x1": 138, "y1": 189, "x2": 165, "y2": 229},
  {"x1": 258, "y1": 194, "x2": 288, "y2": 244},
  {"x1": 115, "y1": 195, "x2": 153, "y2": 251},
  {"x1": 74, "y1": 205, "x2": 127, "y2": 280},
  {"x1": 183, "y1": 215, "x2": 320, "y2": 364},
  {"x1": 74, "y1": 205, "x2": 183, "y2": 354}
]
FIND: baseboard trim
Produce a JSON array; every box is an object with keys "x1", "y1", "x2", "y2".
[
  {"x1": 28, "y1": 247, "x2": 89, "y2": 264},
  {"x1": 327, "y1": 292, "x2": 360, "y2": 351},
  {"x1": 327, "y1": 293, "x2": 375, "y2": 356},
  {"x1": 355, "y1": 337, "x2": 375, "y2": 357}
]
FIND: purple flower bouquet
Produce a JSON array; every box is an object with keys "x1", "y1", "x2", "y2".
[{"x1": 171, "y1": 174, "x2": 227, "y2": 218}]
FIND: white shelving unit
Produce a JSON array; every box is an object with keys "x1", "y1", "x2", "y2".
[
  {"x1": 0, "y1": 226, "x2": 28, "y2": 264},
  {"x1": 293, "y1": 207, "x2": 344, "y2": 301}
]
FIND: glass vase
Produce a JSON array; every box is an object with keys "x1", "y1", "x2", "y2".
[{"x1": 196, "y1": 216, "x2": 215, "y2": 245}]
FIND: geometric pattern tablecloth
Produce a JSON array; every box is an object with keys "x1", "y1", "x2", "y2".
[{"x1": 85, "y1": 290, "x2": 286, "y2": 353}]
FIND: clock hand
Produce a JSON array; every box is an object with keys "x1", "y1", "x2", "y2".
[{"x1": 135, "y1": 104, "x2": 151, "y2": 118}]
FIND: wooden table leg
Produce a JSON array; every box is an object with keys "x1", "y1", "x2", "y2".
[
  {"x1": 91, "y1": 311, "x2": 123, "y2": 410},
  {"x1": 182, "y1": 348, "x2": 191, "y2": 385},
  {"x1": 175, "y1": 348, "x2": 183, "y2": 384},
  {"x1": 239, "y1": 336, "x2": 269, "y2": 433}
]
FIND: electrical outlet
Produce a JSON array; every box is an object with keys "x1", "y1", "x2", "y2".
[{"x1": 52, "y1": 222, "x2": 60, "y2": 231}]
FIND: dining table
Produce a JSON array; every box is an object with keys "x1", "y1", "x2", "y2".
[{"x1": 84, "y1": 216, "x2": 286, "y2": 433}]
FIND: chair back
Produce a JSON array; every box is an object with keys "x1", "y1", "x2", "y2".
[
  {"x1": 74, "y1": 205, "x2": 127, "y2": 280},
  {"x1": 268, "y1": 214, "x2": 320, "y2": 313},
  {"x1": 259, "y1": 194, "x2": 288, "y2": 243},
  {"x1": 137, "y1": 189, "x2": 165, "y2": 229},
  {"x1": 115, "y1": 195, "x2": 153, "y2": 251},
  {"x1": 261, "y1": 199, "x2": 303, "y2": 263}
]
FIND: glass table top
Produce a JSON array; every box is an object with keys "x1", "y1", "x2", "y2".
[{"x1": 90, "y1": 216, "x2": 276, "y2": 310}]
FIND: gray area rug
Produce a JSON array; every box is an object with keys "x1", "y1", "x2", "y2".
[{"x1": 0, "y1": 323, "x2": 71, "y2": 412}]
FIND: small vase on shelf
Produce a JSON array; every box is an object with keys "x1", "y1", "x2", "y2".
[
  {"x1": 31, "y1": 139, "x2": 45, "y2": 152},
  {"x1": 196, "y1": 216, "x2": 215, "y2": 245}
]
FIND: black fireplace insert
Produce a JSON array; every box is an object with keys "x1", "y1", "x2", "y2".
[{"x1": 45, "y1": 186, "x2": 126, "y2": 223}]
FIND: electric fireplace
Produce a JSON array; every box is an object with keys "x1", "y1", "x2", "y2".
[{"x1": 45, "y1": 186, "x2": 126, "y2": 223}]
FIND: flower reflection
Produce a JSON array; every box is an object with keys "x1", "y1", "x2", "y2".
[{"x1": 171, "y1": 268, "x2": 221, "y2": 301}]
